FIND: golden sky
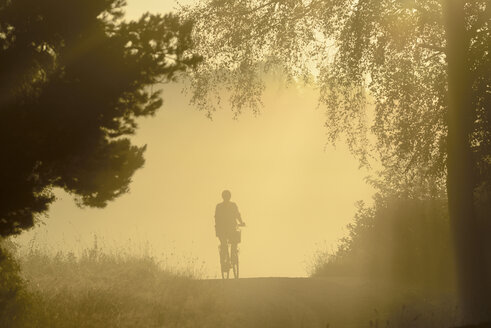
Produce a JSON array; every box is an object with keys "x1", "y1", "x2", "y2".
[
  {"x1": 14, "y1": 1, "x2": 374, "y2": 278},
  {"x1": 124, "y1": 0, "x2": 191, "y2": 20}
]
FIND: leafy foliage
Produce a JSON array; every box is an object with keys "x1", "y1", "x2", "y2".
[
  {"x1": 183, "y1": 0, "x2": 489, "y2": 191},
  {"x1": 0, "y1": 240, "x2": 30, "y2": 327},
  {"x1": 310, "y1": 196, "x2": 456, "y2": 290},
  {"x1": 0, "y1": 0, "x2": 200, "y2": 236}
]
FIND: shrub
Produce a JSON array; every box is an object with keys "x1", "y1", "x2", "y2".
[
  {"x1": 0, "y1": 239, "x2": 31, "y2": 327},
  {"x1": 311, "y1": 196, "x2": 456, "y2": 290}
]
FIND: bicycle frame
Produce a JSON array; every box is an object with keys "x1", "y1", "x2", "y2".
[{"x1": 219, "y1": 225, "x2": 244, "y2": 279}]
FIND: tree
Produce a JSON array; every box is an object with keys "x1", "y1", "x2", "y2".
[
  {"x1": 183, "y1": 0, "x2": 490, "y2": 322},
  {"x1": 0, "y1": 0, "x2": 200, "y2": 237}
]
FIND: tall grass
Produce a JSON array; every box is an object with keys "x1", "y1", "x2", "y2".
[
  {"x1": 0, "y1": 238, "x2": 226, "y2": 328},
  {"x1": 1, "y1": 234, "x2": 477, "y2": 328}
]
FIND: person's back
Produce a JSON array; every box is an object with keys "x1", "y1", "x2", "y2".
[
  {"x1": 214, "y1": 190, "x2": 244, "y2": 243},
  {"x1": 215, "y1": 201, "x2": 240, "y2": 236}
]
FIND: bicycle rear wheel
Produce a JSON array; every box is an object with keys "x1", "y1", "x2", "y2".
[
  {"x1": 231, "y1": 246, "x2": 239, "y2": 279},
  {"x1": 219, "y1": 244, "x2": 230, "y2": 279}
]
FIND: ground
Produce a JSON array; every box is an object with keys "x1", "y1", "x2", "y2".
[{"x1": 200, "y1": 277, "x2": 458, "y2": 328}]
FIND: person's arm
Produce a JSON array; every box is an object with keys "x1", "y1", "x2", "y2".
[
  {"x1": 235, "y1": 203, "x2": 245, "y2": 225},
  {"x1": 214, "y1": 205, "x2": 219, "y2": 235}
]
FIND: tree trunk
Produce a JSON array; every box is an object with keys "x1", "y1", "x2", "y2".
[{"x1": 443, "y1": 0, "x2": 491, "y2": 323}]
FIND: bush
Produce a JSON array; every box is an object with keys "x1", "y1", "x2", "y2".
[
  {"x1": 311, "y1": 196, "x2": 456, "y2": 290},
  {"x1": 0, "y1": 239, "x2": 31, "y2": 328}
]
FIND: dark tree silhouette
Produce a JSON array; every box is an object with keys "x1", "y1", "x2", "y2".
[
  {"x1": 183, "y1": 0, "x2": 490, "y2": 322},
  {"x1": 0, "y1": 0, "x2": 200, "y2": 236}
]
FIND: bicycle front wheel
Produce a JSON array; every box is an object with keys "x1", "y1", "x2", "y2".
[{"x1": 232, "y1": 261, "x2": 239, "y2": 279}]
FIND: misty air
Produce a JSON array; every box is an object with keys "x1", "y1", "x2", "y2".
[{"x1": 0, "y1": 0, "x2": 489, "y2": 327}]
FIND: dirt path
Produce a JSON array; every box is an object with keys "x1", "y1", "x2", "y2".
[{"x1": 200, "y1": 277, "x2": 457, "y2": 328}]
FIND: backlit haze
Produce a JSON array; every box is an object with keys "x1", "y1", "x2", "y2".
[{"x1": 14, "y1": 0, "x2": 374, "y2": 278}]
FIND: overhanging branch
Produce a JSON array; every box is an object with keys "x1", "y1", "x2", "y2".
[{"x1": 418, "y1": 43, "x2": 445, "y2": 53}]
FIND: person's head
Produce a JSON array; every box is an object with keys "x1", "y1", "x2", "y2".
[{"x1": 221, "y1": 190, "x2": 231, "y2": 202}]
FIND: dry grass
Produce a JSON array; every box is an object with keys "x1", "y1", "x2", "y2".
[
  {"x1": 0, "y1": 238, "x2": 477, "y2": 328},
  {"x1": 1, "y1": 238, "x2": 228, "y2": 328}
]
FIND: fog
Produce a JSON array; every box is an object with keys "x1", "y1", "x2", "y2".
[
  {"x1": 15, "y1": 80, "x2": 373, "y2": 278},
  {"x1": 12, "y1": 0, "x2": 375, "y2": 274},
  {"x1": 3, "y1": 0, "x2": 490, "y2": 326}
]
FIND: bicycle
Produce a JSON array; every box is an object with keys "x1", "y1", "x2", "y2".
[{"x1": 219, "y1": 223, "x2": 245, "y2": 279}]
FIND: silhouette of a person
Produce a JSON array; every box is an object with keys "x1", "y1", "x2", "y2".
[{"x1": 215, "y1": 190, "x2": 245, "y2": 247}]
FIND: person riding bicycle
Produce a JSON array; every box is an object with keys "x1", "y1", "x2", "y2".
[
  {"x1": 214, "y1": 190, "x2": 245, "y2": 246},
  {"x1": 215, "y1": 190, "x2": 245, "y2": 278}
]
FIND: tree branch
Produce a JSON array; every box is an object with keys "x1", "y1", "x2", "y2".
[
  {"x1": 418, "y1": 43, "x2": 445, "y2": 53},
  {"x1": 241, "y1": 0, "x2": 278, "y2": 15}
]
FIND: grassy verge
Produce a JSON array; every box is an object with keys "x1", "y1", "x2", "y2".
[
  {"x1": 1, "y1": 238, "x2": 482, "y2": 328},
  {"x1": 1, "y1": 239, "x2": 229, "y2": 328}
]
